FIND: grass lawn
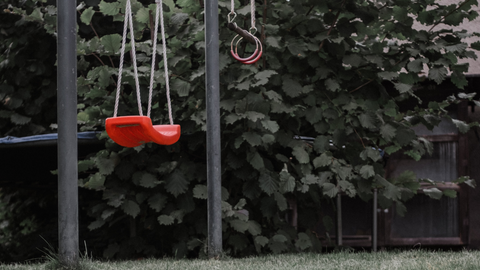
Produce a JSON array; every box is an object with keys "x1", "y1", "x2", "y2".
[{"x1": 1, "y1": 250, "x2": 479, "y2": 270}]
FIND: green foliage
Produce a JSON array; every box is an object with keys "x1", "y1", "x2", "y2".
[
  {"x1": 0, "y1": 1, "x2": 57, "y2": 136},
  {"x1": 1, "y1": 0, "x2": 479, "y2": 260},
  {"x1": 0, "y1": 189, "x2": 58, "y2": 262}
]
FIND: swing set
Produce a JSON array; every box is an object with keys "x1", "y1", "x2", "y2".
[{"x1": 106, "y1": 0, "x2": 260, "y2": 147}]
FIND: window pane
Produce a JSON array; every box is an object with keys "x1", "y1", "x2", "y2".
[
  {"x1": 390, "y1": 141, "x2": 457, "y2": 182},
  {"x1": 391, "y1": 194, "x2": 459, "y2": 238}
]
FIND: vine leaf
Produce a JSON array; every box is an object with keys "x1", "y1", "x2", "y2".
[
  {"x1": 101, "y1": 34, "x2": 122, "y2": 54},
  {"x1": 88, "y1": 219, "x2": 106, "y2": 231},
  {"x1": 140, "y1": 172, "x2": 160, "y2": 188},
  {"x1": 380, "y1": 124, "x2": 397, "y2": 141},
  {"x1": 10, "y1": 113, "x2": 31, "y2": 125},
  {"x1": 259, "y1": 172, "x2": 279, "y2": 195},
  {"x1": 193, "y1": 185, "x2": 208, "y2": 199},
  {"x1": 428, "y1": 66, "x2": 448, "y2": 84},
  {"x1": 172, "y1": 79, "x2": 191, "y2": 97},
  {"x1": 255, "y1": 236, "x2": 269, "y2": 247},
  {"x1": 274, "y1": 192, "x2": 288, "y2": 211},
  {"x1": 359, "y1": 165, "x2": 375, "y2": 179},
  {"x1": 243, "y1": 132, "x2": 263, "y2": 147},
  {"x1": 358, "y1": 113, "x2": 376, "y2": 129},
  {"x1": 269, "y1": 234, "x2": 288, "y2": 254},
  {"x1": 313, "y1": 153, "x2": 332, "y2": 168},
  {"x1": 266, "y1": 36, "x2": 281, "y2": 48},
  {"x1": 122, "y1": 200, "x2": 141, "y2": 218},
  {"x1": 295, "y1": 232, "x2": 312, "y2": 250},
  {"x1": 84, "y1": 173, "x2": 106, "y2": 190},
  {"x1": 135, "y1": 7, "x2": 150, "y2": 24},
  {"x1": 248, "y1": 151, "x2": 265, "y2": 170},
  {"x1": 80, "y1": 7, "x2": 95, "y2": 25},
  {"x1": 261, "y1": 120, "x2": 279, "y2": 133},
  {"x1": 96, "y1": 156, "x2": 115, "y2": 175},
  {"x1": 292, "y1": 146, "x2": 309, "y2": 164},
  {"x1": 423, "y1": 187, "x2": 443, "y2": 200},
  {"x1": 282, "y1": 77, "x2": 302, "y2": 97},
  {"x1": 279, "y1": 171, "x2": 296, "y2": 193},
  {"x1": 158, "y1": 215, "x2": 175, "y2": 225},
  {"x1": 148, "y1": 194, "x2": 167, "y2": 212},
  {"x1": 322, "y1": 183, "x2": 338, "y2": 197},
  {"x1": 443, "y1": 189, "x2": 457, "y2": 198},
  {"x1": 98, "y1": 0, "x2": 120, "y2": 16},
  {"x1": 452, "y1": 119, "x2": 469, "y2": 133},
  {"x1": 230, "y1": 219, "x2": 249, "y2": 233},
  {"x1": 376, "y1": 175, "x2": 401, "y2": 200},
  {"x1": 165, "y1": 171, "x2": 189, "y2": 197}
]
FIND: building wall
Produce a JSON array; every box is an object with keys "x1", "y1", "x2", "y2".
[{"x1": 413, "y1": 0, "x2": 480, "y2": 75}]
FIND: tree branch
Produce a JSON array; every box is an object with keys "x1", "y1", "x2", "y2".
[
  {"x1": 318, "y1": 6, "x2": 343, "y2": 51},
  {"x1": 428, "y1": 0, "x2": 474, "y2": 32},
  {"x1": 349, "y1": 79, "x2": 374, "y2": 93},
  {"x1": 353, "y1": 128, "x2": 366, "y2": 149}
]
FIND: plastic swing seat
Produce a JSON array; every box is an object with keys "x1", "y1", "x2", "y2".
[
  {"x1": 107, "y1": 0, "x2": 180, "y2": 148},
  {"x1": 106, "y1": 116, "x2": 180, "y2": 148}
]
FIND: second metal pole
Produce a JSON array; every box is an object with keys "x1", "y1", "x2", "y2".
[
  {"x1": 336, "y1": 194, "x2": 342, "y2": 246},
  {"x1": 57, "y1": 0, "x2": 79, "y2": 266},
  {"x1": 205, "y1": 0, "x2": 222, "y2": 258},
  {"x1": 372, "y1": 188, "x2": 378, "y2": 252}
]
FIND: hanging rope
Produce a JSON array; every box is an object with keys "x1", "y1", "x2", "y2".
[
  {"x1": 114, "y1": 0, "x2": 142, "y2": 117},
  {"x1": 157, "y1": 0, "x2": 174, "y2": 125},
  {"x1": 114, "y1": 0, "x2": 131, "y2": 117},
  {"x1": 250, "y1": 0, "x2": 256, "y2": 34},
  {"x1": 147, "y1": 4, "x2": 160, "y2": 118},
  {"x1": 127, "y1": 2, "x2": 143, "y2": 116},
  {"x1": 229, "y1": 0, "x2": 236, "y2": 23},
  {"x1": 114, "y1": 0, "x2": 174, "y2": 126}
]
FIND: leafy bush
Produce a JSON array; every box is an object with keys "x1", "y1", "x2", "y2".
[
  {"x1": 0, "y1": 0, "x2": 57, "y2": 136},
  {"x1": 1, "y1": 0, "x2": 479, "y2": 259}
]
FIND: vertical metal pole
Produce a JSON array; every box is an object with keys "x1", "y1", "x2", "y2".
[
  {"x1": 57, "y1": 0, "x2": 79, "y2": 267},
  {"x1": 336, "y1": 194, "x2": 342, "y2": 246},
  {"x1": 204, "y1": 0, "x2": 222, "y2": 258},
  {"x1": 372, "y1": 188, "x2": 378, "y2": 252}
]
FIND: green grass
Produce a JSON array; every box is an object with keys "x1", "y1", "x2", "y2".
[{"x1": 1, "y1": 250, "x2": 480, "y2": 270}]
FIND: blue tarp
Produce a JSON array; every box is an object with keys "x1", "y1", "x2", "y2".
[
  {"x1": 294, "y1": 135, "x2": 385, "y2": 157},
  {"x1": 0, "y1": 131, "x2": 99, "y2": 144}
]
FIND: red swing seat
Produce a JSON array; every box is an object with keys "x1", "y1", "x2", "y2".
[
  {"x1": 106, "y1": 116, "x2": 180, "y2": 148},
  {"x1": 107, "y1": 0, "x2": 180, "y2": 148}
]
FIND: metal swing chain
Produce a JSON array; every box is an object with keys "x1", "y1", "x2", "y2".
[{"x1": 114, "y1": 0, "x2": 143, "y2": 117}]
